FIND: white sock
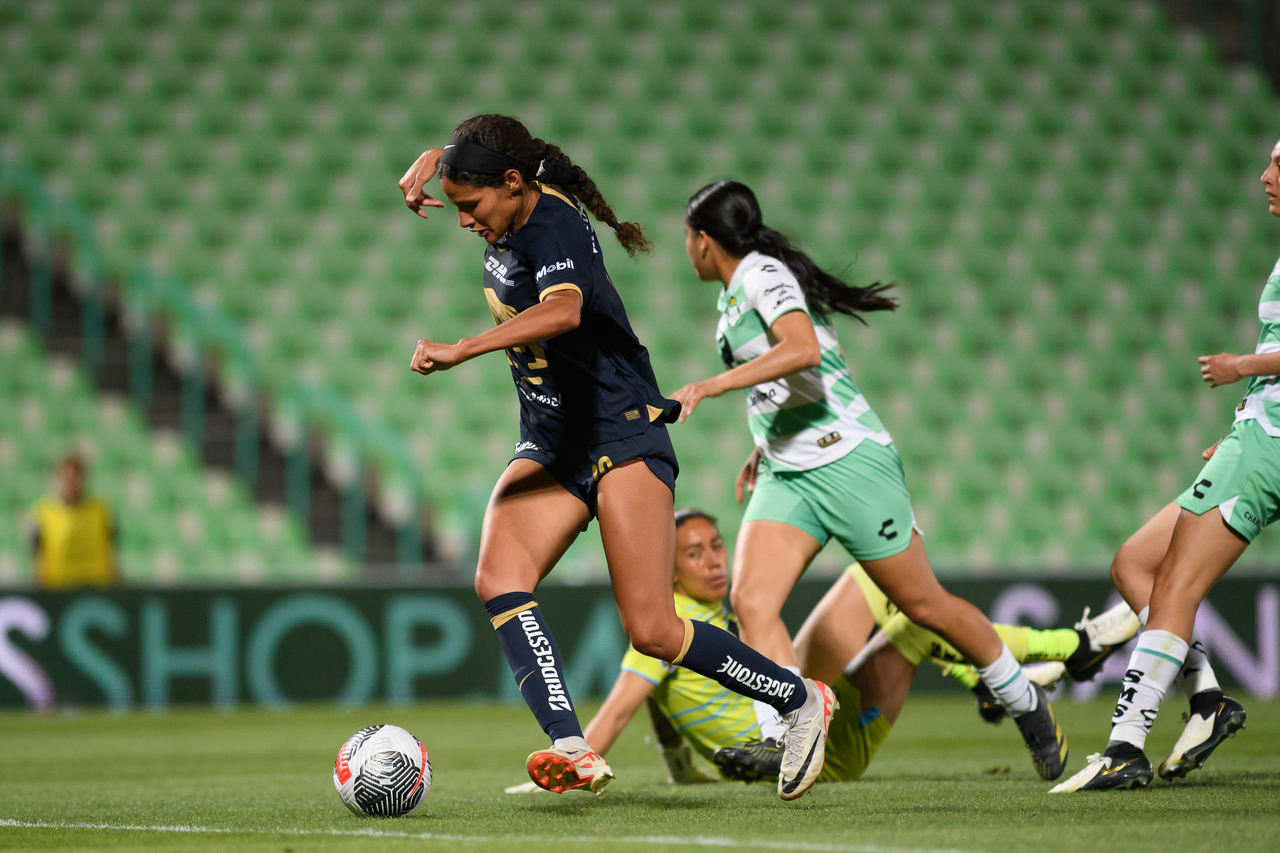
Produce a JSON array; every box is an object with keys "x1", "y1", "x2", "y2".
[
  {"x1": 1109, "y1": 629, "x2": 1189, "y2": 750},
  {"x1": 753, "y1": 666, "x2": 797, "y2": 741},
  {"x1": 554, "y1": 736, "x2": 590, "y2": 752},
  {"x1": 1136, "y1": 606, "x2": 1219, "y2": 697},
  {"x1": 1180, "y1": 632, "x2": 1221, "y2": 697},
  {"x1": 976, "y1": 645, "x2": 1037, "y2": 714}
]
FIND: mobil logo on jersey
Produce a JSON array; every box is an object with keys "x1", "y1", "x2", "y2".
[{"x1": 535, "y1": 259, "x2": 574, "y2": 281}]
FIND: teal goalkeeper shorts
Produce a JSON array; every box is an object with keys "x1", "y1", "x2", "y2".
[
  {"x1": 743, "y1": 440, "x2": 916, "y2": 561},
  {"x1": 1176, "y1": 417, "x2": 1280, "y2": 543}
]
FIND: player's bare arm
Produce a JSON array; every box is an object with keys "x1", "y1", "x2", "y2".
[
  {"x1": 410, "y1": 290, "x2": 582, "y2": 375},
  {"x1": 398, "y1": 149, "x2": 447, "y2": 218},
  {"x1": 582, "y1": 671, "x2": 657, "y2": 756},
  {"x1": 1198, "y1": 350, "x2": 1280, "y2": 387},
  {"x1": 671, "y1": 312, "x2": 821, "y2": 422}
]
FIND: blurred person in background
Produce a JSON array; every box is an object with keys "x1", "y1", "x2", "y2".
[{"x1": 25, "y1": 454, "x2": 118, "y2": 589}]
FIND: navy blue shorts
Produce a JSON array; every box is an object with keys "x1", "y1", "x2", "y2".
[{"x1": 512, "y1": 424, "x2": 679, "y2": 519}]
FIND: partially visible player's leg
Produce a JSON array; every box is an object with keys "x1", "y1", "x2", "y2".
[
  {"x1": 793, "y1": 568, "x2": 880, "y2": 685},
  {"x1": 474, "y1": 460, "x2": 612, "y2": 794},
  {"x1": 1053, "y1": 508, "x2": 1246, "y2": 793},
  {"x1": 596, "y1": 459, "x2": 834, "y2": 800},
  {"x1": 730, "y1": 477, "x2": 825, "y2": 742},
  {"x1": 731, "y1": 520, "x2": 821, "y2": 667},
  {"x1": 819, "y1": 633, "x2": 913, "y2": 782},
  {"x1": 861, "y1": 535, "x2": 1067, "y2": 780},
  {"x1": 1110, "y1": 501, "x2": 1179, "y2": 613},
  {"x1": 718, "y1": 630, "x2": 911, "y2": 784}
]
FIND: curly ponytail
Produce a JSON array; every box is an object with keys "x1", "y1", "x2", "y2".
[
  {"x1": 439, "y1": 114, "x2": 652, "y2": 256},
  {"x1": 686, "y1": 181, "x2": 897, "y2": 323}
]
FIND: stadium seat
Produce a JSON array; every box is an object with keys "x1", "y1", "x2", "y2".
[{"x1": 5, "y1": 0, "x2": 1280, "y2": 573}]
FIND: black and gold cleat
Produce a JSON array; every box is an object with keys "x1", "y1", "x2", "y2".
[
  {"x1": 1158, "y1": 692, "x2": 1247, "y2": 781},
  {"x1": 713, "y1": 738, "x2": 781, "y2": 783},
  {"x1": 1013, "y1": 683, "x2": 1069, "y2": 781},
  {"x1": 973, "y1": 682, "x2": 1007, "y2": 725},
  {"x1": 1050, "y1": 742, "x2": 1154, "y2": 793}
]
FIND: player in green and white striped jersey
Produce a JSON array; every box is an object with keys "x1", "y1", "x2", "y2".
[
  {"x1": 1053, "y1": 140, "x2": 1280, "y2": 793},
  {"x1": 669, "y1": 180, "x2": 1068, "y2": 782}
]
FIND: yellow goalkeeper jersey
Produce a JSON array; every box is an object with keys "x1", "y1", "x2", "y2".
[{"x1": 619, "y1": 592, "x2": 762, "y2": 760}]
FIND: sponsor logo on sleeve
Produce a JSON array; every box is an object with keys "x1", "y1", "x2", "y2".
[{"x1": 535, "y1": 259, "x2": 575, "y2": 282}]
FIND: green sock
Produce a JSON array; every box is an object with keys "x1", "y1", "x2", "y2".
[{"x1": 1021, "y1": 627, "x2": 1080, "y2": 663}]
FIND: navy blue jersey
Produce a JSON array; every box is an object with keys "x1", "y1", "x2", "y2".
[{"x1": 481, "y1": 185, "x2": 679, "y2": 448}]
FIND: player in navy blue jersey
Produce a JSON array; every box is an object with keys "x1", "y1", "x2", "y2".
[{"x1": 397, "y1": 114, "x2": 837, "y2": 801}]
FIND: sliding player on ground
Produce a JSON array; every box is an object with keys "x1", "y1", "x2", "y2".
[
  {"x1": 508, "y1": 509, "x2": 1136, "y2": 790},
  {"x1": 1050, "y1": 141, "x2": 1280, "y2": 792},
  {"x1": 398, "y1": 116, "x2": 835, "y2": 801},
  {"x1": 669, "y1": 181, "x2": 1068, "y2": 780}
]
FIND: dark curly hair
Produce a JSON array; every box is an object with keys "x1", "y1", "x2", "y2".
[{"x1": 439, "y1": 114, "x2": 652, "y2": 257}]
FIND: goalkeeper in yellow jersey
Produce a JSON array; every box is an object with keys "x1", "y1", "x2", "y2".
[{"x1": 511, "y1": 508, "x2": 1138, "y2": 789}]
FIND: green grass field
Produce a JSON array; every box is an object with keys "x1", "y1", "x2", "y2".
[{"x1": 1, "y1": 695, "x2": 1276, "y2": 853}]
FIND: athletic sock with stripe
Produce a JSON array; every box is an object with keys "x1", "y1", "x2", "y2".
[
  {"x1": 674, "y1": 619, "x2": 807, "y2": 715},
  {"x1": 485, "y1": 591, "x2": 584, "y2": 742},
  {"x1": 1108, "y1": 628, "x2": 1189, "y2": 750},
  {"x1": 975, "y1": 645, "x2": 1037, "y2": 714},
  {"x1": 1137, "y1": 606, "x2": 1220, "y2": 700}
]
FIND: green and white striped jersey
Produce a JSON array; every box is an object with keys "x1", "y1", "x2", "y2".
[
  {"x1": 1234, "y1": 254, "x2": 1280, "y2": 436},
  {"x1": 715, "y1": 252, "x2": 892, "y2": 471}
]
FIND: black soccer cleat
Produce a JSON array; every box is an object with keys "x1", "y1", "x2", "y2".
[
  {"x1": 1013, "y1": 683, "x2": 1069, "y2": 781},
  {"x1": 713, "y1": 738, "x2": 781, "y2": 783},
  {"x1": 1049, "y1": 741, "x2": 1154, "y2": 793},
  {"x1": 973, "y1": 682, "x2": 1007, "y2": 725},
  {"x1": 1158, "y1": 693, "x2": 1247, "y2": 781}
]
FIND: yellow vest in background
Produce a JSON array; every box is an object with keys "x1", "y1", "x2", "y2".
[{"x1": 31, "y1": 496, "x2": 116, "y2": 589}]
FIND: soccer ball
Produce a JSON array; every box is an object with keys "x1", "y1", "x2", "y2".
[{"x1": 333, "y1": 724, "x2": 431, "y2": 817}]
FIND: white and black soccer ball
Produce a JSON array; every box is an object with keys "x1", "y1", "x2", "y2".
[{"x1": 333, "y1": 724, "x2": 431, "y2": 817}]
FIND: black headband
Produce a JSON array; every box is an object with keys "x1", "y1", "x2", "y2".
[{"x1": 439, "y1": 134, "x2": 577, "y2": 187}]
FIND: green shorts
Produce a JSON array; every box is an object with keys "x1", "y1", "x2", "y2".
[
  {"x1": 743, "y1": 440, "x2": 917, "y2": 561},
  {"x1": 1176, "y1": 418, "x2": 1280, "y2": 543}
]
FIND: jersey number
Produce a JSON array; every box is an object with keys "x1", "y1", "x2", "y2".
[
  {"x1": 485, "y1": 289, "x2": 549, "y2": 385},
  {"x1": 507, "y1": 344, "x2": 548, "y2": 384}
]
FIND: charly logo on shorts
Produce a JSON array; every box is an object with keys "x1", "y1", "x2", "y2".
[{"x1": 514, "y1": 440, "x2": 542, "y2": 454}]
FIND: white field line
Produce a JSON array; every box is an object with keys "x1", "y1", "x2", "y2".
[{"x1": 0, "y1": 818, "x2": 981, "y2": 853}]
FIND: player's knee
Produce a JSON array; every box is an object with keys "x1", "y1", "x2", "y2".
[
  {"x1": 896, "y1": 597, "x2": 944, "y2": 633},
  {"x1": 473, "y1": 566, "x2": 503, "y2": 603},
  {"x1": 623, "y1": 617, "x2": 682, "y2": 662},
  {"x1": 729, "y1": 585, "x2": 779, "y2": 627}
]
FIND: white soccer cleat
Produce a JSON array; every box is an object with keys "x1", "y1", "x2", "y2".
[
  {"x1": 777, "y1": 679, "x2": 837, "y2": 801},
  {"x1": 1159, "y1": 695, "x2": 1247, "y2": 780},
  {"x1": 526, "y1": 746, "x2": 615, "y2": 796},
  {"x1": 1076, "y1": 602, "x2": 1141, "y2": 648},
  {"x1": 1024, "y1": 661, "x2": 1068, "y2": 689},
  {"x1": 1066, "y1": 602, "x2": 1140, "y2": 681}
]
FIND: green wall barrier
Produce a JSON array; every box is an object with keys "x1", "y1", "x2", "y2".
[{"x1": 0, "y1": 578, "x2": 1275, "y2": 710}]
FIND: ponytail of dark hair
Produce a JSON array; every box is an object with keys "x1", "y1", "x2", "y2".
[
  {"x1": 439, "y1": 114, "x2": 653, "y2": 256},
  {"x1": 685, "y1": 181, "x2": 896, "y2": 322}
]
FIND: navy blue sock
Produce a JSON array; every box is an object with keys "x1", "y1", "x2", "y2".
[
  {"x1": 485, "y1": 592, "x2": 583, "y2": 741},
  {"x1": 677, "y1": 619, "x2": 807, "y2": 715}
]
